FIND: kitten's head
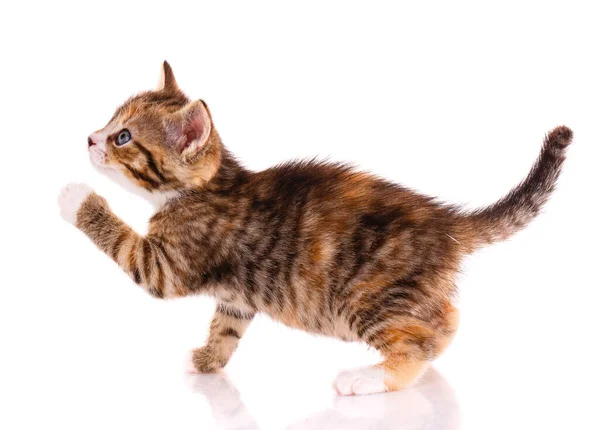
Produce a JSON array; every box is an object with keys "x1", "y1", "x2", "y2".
[{"x1": 88, "y1": 62, "x2": 222, "y2": 194}]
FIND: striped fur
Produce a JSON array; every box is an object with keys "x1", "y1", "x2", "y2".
[{"x1": 61, "y1": 62, "x2": 572, "y2": 395}]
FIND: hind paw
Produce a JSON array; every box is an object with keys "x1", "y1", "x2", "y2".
[{"x1": 333, "y1": 366, "x2": 388, "y2": 396}]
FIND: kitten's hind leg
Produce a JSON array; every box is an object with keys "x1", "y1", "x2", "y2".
[
  {"x1": 333, "y1": 321, "x2": 446, "y2": 395},
  {"x1": 432, "y1": 305, "x2": 460, "y2": 358},
  {"x1": 334, "y1": 304, "x2": 460, "y2": 395},
  {"x1": 333, "y1": 359, "x2": 429, "y2": 396},
  {"x1": 188, "y1": 303, "x2": 254, "y2": 373}
]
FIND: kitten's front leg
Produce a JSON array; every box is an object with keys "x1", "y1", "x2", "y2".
[
  {"x1": 58, "y1": 183, "x2": 170, "y2": 298},
  {"x1": 189, "y1": 304, "x2": 254, "y2": 373}
]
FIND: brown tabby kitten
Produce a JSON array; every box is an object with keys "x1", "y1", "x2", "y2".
[{"x1": 58, "y1": 62, "x2": 572, "y2": 396}]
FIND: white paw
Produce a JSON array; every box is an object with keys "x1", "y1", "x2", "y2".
[
  {"x1": 58, "y1": 183, "x2": 93, "y2": 225},
  {"x1": 333, "y1": 366, "x2": 388, "y2": 396}
]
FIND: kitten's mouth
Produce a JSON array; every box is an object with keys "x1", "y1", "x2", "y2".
[{"x1": 89, "y1": 147, "x2": 108, "y2": 168}]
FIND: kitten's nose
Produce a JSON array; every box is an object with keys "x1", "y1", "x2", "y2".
[{"x1": 88, "y1": 136, "x2": 96, "y2": 147}]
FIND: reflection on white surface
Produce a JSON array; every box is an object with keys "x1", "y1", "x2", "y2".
[
  {"x1": 189, "y1": 373, "x2": 260, "y2": 430},
  {"x1": 189, "y1": 368, "x2": 460, "y2": 430}
]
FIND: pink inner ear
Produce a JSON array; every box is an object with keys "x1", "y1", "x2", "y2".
[
  {"x1": 180, "y1": 112, "x2": 206, "y2": 152},
  {"x1": 182, "y1": 129, "x2": 200, "y2": 151}
]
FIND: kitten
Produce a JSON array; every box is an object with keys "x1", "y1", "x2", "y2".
[{"x1": 58, "y1": 62, "x2": 572, "y2": 396}]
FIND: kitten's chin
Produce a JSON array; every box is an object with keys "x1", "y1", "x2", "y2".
[{"x1": 91, "y1": 163, "x2": 177, "y2": 210}]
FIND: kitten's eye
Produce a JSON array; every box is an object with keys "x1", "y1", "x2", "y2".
[{"x1": 116, "y1": 129, "x2": 132, "y2": 146}]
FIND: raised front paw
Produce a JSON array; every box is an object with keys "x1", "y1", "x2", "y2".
[
  {"x1": 58, "y1": 183, "x2": 93, "y2": 225},
  {"x1": 186, "y1": 346, "x2": 227, "y2": 374}
]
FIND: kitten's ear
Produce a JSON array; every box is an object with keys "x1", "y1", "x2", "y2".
[
  {"x1": 166, "y1": 100, "x2": 212, "y2": 160},
  {"x1": 158, "y1": 61, "x2": 180, "y2": 93}
]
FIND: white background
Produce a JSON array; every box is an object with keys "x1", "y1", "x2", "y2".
[{"x1": 1, "y1": 1, "x2": 599, "y2": 429}]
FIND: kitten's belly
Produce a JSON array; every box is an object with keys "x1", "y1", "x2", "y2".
[
  {"x1": 269, "y1": 306, "x2": 361, "y2": 342},
  {"x1": 214, "y1": 287, "x2": 360, "y2": 342}
]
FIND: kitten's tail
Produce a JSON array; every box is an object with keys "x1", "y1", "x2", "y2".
[{"x1": 452, "y1": 125, "x2": 572, "y2": 253}]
